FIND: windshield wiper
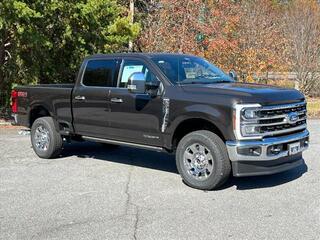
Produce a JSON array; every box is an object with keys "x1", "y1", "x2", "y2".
[
  {"x1": 179, "y1": 81, "x2": 232, "y2": 85},
  {"x1": 211, "y1": 80, "x2": 233, "y2": 83},
  {"x1": 179, "y1": 81, "x2": 210, "y2": 85}
]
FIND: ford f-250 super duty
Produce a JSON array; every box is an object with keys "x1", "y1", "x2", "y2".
[{"x1": 11, "y1": 53, "x2": 309, "y2": 190}]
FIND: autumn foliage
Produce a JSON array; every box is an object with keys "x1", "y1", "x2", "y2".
[
  {"x1": 0, "y1": 0, "x2": 319, "y2": 113},
  {"x1": 139, "y1": 0, "x2": 320, "y2": 94}
]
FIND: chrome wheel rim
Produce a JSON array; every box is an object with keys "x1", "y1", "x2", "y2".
[
  {"x1": 34, "y1": 125, "x2": 50, "y2": 151},
  {"x1": 183, "y1": 143, "x2": 214, "y2": 181}
]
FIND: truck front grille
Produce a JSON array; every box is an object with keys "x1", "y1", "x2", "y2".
[{"x1": 248, "y1": 102, "x2": 307, "y2": 137}]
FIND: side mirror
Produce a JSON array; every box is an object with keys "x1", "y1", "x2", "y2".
[
  {"x1": 229, "y1": 70, "x2": 238, "y2": 81},
  {"x1": 128, "y1": 72, "x2": 146, "y2": 94},
  {"x1": 146, "y1": 80, "x2": 160, "y2": 98}
]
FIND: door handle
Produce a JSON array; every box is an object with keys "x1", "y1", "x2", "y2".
[
  {"x1": 110, "y1": 98, "x2": 123, "y2": 103},
  {"x1": 75, "y1": 95, "x2": 86, "y2": 100}
]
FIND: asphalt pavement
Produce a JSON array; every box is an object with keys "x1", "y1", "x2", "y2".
[{"x1": 0, "y1": 120, "x2": 319, "y2": 240}]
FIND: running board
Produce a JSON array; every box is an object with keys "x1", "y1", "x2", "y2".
[{"x1": 82, "y1": 136, "x2": 166, "y2": 152}]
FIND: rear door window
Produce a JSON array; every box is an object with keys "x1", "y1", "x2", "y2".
[{"x1": 82, "y1": 59, "x2": 118, "y2": 87}]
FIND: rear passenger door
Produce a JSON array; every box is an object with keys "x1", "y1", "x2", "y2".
[{"x1": 72, "y1": 58, "x2": 120, "y2": 138}]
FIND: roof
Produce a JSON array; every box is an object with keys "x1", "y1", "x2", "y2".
[{"x1": 85, "y1": 52, "x2": 196, "y2": 60}]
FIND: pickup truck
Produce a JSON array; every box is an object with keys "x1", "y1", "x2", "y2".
[{"x1": 11, "y1": 53, "x2": 309, "y2": 190}]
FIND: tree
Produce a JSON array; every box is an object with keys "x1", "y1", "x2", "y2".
[
  {"x1": 138, "y1": 0, "x2": 293, "y2": 83},
  {"x1": 0, "y1": 0, "x2": 41, "y2": 109},
  {"x1": 233, "y1": 0, "x2": 288, "y2": 82},
  {"x1": 139, "y1": 0, "x2": 240, "y2": 70},
  {"x1": 284, "y1": 0, "x2": 320, "y2": 95},
  {"x1": 0, "y1": 0, "x2": 140, "y2": 110}
]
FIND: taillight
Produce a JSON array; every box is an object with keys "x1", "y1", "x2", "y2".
[{"x1": 11, "y1": 90, "x2": 18, "y2": 113}]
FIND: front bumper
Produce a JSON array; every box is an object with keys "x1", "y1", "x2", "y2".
[{"x1": 226, "y1": 130, "x2": 309, "y2": 177}]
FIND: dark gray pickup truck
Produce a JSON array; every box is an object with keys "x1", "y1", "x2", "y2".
[{"x1": 12, "y1": 53, "x2": 309, "y2": 190}]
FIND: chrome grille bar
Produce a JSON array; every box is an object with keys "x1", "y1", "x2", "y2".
[{"x1": 235, "y1": 101, "x2": 307, "y2": 140}]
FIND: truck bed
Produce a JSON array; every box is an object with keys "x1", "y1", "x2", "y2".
[{"x1": 15, "y1": 84, "x2": 74, "y2": 129}]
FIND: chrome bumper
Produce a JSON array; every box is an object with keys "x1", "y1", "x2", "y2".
[{"x1": 226, "y1": 130, "x2": 309, "y2": 162}]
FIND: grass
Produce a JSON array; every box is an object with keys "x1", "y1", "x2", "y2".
[{"x1": 307, "y1": 98, "x2": 320, "y2": 119}]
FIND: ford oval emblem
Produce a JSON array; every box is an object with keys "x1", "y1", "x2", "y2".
[{"x1": 288, "y1": 112, "x2": 299, "y2": 123}]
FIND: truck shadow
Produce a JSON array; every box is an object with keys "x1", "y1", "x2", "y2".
[
  {"x1": 220, "y1": 163, "x2": 308, "y2": 190},
  {"x1": 62, "y1": 142, "x2": 178, "y2": 174},
  {"x1": 62, "y1": 142, "x2": 308, "y2": 191}
]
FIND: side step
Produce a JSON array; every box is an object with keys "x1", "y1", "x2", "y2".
[{"x1": 82, "y1": 136, "x2": 166, "y2": 152}]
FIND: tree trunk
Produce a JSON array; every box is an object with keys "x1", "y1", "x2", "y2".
[{"x1": 0, "y1": 40, "x2": 7, "y2": 110}]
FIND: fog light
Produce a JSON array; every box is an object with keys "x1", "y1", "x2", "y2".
[
  {"x1": 241, "y1": 125, "x2": 261, "y2": 136},
  {"x1": 267, "y1": 144, "x2": 283, "y2": 155},
  {"x1": 237, "y1": 147, "x2": 262, "y2": 156}
]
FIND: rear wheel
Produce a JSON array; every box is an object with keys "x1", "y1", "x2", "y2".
[
  {"x1": 31, "y1": 117, "x2": 63, "y2": 158},
  {"x1": 176, "y1": 130, "x2": 231, "y2": 190}
]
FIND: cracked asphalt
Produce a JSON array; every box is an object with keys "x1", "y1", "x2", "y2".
[{"x1": 0, "y1": 120, "x2": 319, "y2": 240}]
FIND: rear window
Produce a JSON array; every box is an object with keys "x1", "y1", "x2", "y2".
[{"x1": 82, "y1": 60, "x2": 117, "y2": 87}]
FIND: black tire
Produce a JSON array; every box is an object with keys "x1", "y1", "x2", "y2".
[
  {"x1": 31, "y1": 117, "x2": 63, "y2": 159},
  {"x1": 176, "y1": 130, "x2": 231, "y2": 190}
]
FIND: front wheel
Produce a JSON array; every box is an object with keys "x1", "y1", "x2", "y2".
[
  {"x1": 176, "y1": 130, "x2": 231, "y2": 190},
  {"x1": 31, "y1": 117, "x2": 63, "y2": 159}
]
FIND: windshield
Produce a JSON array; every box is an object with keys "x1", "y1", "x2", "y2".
[{"x1": 151, "y1": 55, "x2": 234, "y2": 84}]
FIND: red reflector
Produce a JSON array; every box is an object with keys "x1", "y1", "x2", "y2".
[{"x1": 11, "y1": 90, "x2": 18, "y2": 113}]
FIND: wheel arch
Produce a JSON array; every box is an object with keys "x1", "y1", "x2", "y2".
[
  {"x1": 168, "y1": 115, "x2": 227, "y2": 151},
  {"x1": 28, "y1": 104, "x2": 60, "y2": 133}
]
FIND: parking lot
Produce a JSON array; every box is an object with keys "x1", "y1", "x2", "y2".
[{"x1": 0, "y1": 120, "x2": 319, "y2": 240}]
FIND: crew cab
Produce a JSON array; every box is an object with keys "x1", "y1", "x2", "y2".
[{"x1": 11, "y1": 53, "x2": 309, "y2": 190}]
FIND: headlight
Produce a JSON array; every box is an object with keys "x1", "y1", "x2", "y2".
[
  {"x1": 234, "y1": 104, "x2": 262, "y2": 140},
  {"x1": 242, "y1": 108, "x2": 258, "y2": 119}
]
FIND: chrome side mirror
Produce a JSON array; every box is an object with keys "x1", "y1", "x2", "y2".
[{"x1": 127, "y1": 72, "x2": 146, "y2": 94}]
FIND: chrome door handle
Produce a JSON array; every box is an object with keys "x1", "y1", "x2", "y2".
[
  {"x1": 75, "y1": 95, "x2": 86, "y2": 100},
  {"x1": 110, "y1": 98, "x2": 123, "y2": 103}
]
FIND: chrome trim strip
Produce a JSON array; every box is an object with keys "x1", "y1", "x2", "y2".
[
  {"x1": 251, "y1": 123, "x2": 307, "y2": 137},
  {"x1": 226, "y1": 129, "x2": 309, "y2": 161},
  {"x1": 244, "y1": 110, "x2": 306, "y2": 122},
  {"x1": 233, "y1": 103, "x2": 262, "y2": 140},
  {"x1": 82, "y1": 136, "x2": 165, "y2": 152},
  {"x1": 245, "y1": 118, "x2": 306, "y2": 127},
  {"x1": 258, "y1": 101, "x2": 306, "y2": 111}
]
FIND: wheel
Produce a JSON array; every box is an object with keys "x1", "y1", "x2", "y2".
[
  {"x1": 31, "y1": 117, "x2": 63, "y2": 159},
  {"x1": 176, "y1": 130, "x2": 231, "y2": 190}
]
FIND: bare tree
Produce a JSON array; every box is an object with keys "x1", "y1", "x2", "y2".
[
  {"x1": 284, "y1": 0, "x2": 320, "y2": 95},
  {"x1": 235, "y1": 0, "x2": 287, "y2": 83}
]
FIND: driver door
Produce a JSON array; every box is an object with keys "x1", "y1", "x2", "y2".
[{"x1": 107, "y1": 58, "x2": 164, "y2": 146}]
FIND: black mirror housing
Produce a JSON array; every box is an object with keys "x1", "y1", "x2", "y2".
[
  {"x1": 229, "y1": 70, "x2": 238, "y2": 81},
  {"x1": 146, "y1": 80, "x2": 160, "y2": 98}
]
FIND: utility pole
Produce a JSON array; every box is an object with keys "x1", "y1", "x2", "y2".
[{"x1": 129, "y1": 0, "x2": 134, "y2": 51}]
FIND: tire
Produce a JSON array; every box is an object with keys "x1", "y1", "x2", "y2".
[
  {"x1": 31, "y1": 117, "x2": 63, "y2": 159},
  {"x1": 176, "y1": 130, "x2": 231, "y2": 190}
]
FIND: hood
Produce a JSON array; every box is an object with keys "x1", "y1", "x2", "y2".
[{"x1": 180, "y1": 82, "x2": 305, "y2": 105}]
